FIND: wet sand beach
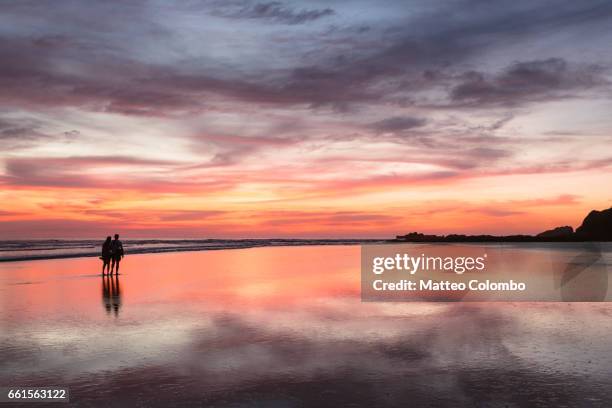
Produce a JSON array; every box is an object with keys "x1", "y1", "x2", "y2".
[{"x1": 1, "y1": 245, "x2": 611, "y2": 407}]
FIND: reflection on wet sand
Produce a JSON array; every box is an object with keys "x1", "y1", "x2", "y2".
[
  {"x1": 102, "y1": 274, "x2": 121, "y2": 316},
  {"x1": 0, "y1": 245, "x2": 611, "y2": 407},
  {"x1": 558, "y1": 243, "x2": 609, "y2": 301}
]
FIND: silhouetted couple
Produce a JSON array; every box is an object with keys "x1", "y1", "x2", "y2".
[{"x1": 101, "y1": 234, "x2": 124, "y2": 275}]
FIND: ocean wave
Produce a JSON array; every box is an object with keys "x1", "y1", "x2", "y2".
[{"x1": 0, "y1": 239, "x2": 385, "y2": 262}]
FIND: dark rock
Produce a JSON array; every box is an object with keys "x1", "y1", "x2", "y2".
[
  {"x1": 575, "y1": 207, "x2": 612, "y2": 240},
  {"x1": 395, "y1": 232, "x2": 441, "y2": 242},
  {"x1": 395, "y1": 207, "x2": 612, "y2": 242},
  {"x1": 537, "y1": 226, "x2": 573, "y2": 238}
]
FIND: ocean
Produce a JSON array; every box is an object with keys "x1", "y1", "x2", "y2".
[{"x1": 0, "y1": 238, "x2": 385, "y2": 262}]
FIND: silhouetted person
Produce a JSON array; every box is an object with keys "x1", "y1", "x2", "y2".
[
  {"x1": 102, "y1": 274, "x2": 122, "y2": 316},
  {"x1": 101, "y1": 236, "x2": 112, "y2": 275},
  {"x1": 110, "y1": 234, "x2": 124, "y2": 274}
]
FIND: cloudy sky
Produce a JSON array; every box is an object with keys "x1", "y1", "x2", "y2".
[{"x1": 1, "y1": 0, "x2": 611, "y2": 238}]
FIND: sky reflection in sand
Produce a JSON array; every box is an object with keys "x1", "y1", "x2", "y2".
[{"x1": 1, "y1": 246, "x2": 611, "y2": 406}]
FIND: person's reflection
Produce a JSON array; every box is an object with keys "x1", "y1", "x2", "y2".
[{"x1": 102, "y1": 274, "x2": 122, "y2": 316}]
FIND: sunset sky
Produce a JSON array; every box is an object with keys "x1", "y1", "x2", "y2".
[{"x1": 1, "y1": 0, "x2": 611, "y2": 238}]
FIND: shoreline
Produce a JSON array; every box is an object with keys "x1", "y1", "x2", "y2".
[
  {"x1": 0, "y1": 239, "x2": 388, "y2": 263},
  {"x1": 2, "y1": 239, "x2": 609, "y2": 263}
]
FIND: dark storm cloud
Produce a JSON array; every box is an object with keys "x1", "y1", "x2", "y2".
[
  {"x1": 451, "y1": 58, "x2": 608, "y2": 107},
  {"x1": 0, "y1": 118, "x2": 73, "y2": 149},
  {"x1": 3, "y1": 156, "x2": 183, "y2": 189},
  {"x1": 0, "y1": 34, "x2": 202, "y2": 116},
  {"x1": 370, "y1": 116, "x2": 427, "y2": 132},
  {"x1": 0, "y1": 119, "x2": 42, "y2": 141},
  {"x1": 0, "y1": 114, "x2": 85, "y2": 153},
  {"x1": 215, "y1": 1, "x2": 335, "y2": 25},
  {"x1": 278, "y1": 0, "x2": 612, "y2": 109},
  {"x1": 0, "y1": 0, "x2": 611, "y2": 116}
]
